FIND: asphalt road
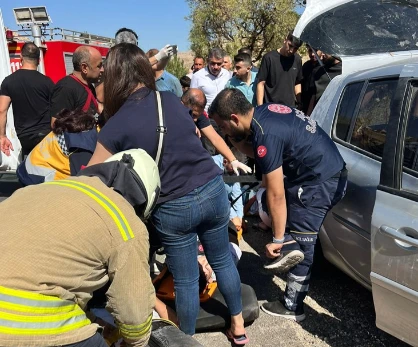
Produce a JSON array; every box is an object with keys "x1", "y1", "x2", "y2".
[{"x1": 194, "y1": 220, "x2": 409, "y2": 347}]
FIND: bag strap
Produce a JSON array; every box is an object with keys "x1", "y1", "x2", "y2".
[
  {"x1": 69, "y1": 74, "x2": 98, "y2": 112},
  {"x1": 154, "y1": 91, "x2": 166, "y2": 170}
]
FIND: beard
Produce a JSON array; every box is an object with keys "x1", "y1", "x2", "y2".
[
  {"x1": 228, "y1": 126, "x2": 247, "y2": 143},
  {"x1": 209, "y1": 67, "x2": 220, "y2": 76}
]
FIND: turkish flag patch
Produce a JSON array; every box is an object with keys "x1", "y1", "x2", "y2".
[
  {"x1": 268, "y1": 104, "x2": 292, "y2": 114},
  {"x1": 257, "y1": 145, "x2": 267, "y2": 158}
]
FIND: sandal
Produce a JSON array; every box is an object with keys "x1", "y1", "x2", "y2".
[{"x1": 226, "y1": 329, "x2": 249, "y2": 345}]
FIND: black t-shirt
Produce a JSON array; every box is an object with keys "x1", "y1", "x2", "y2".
[
  {"x1": 98, "y1": 88, "x2": 222, "y2": 204},
  {"x1": 196, "y1": 114, "x2": 211, "y2": 130},
  {"x1": 257, "y1": 51, "x2": 303, "y2": 107},
  {"x1": 0, "y1": 69, "x2": 53, "y2": 137},
  {"x1": 311, "y1": 62, "x2": 343, "y2": 103},
  {"x1": 195, "y1": 115, "x2": 223, "y2": 156},
  {"x1": 251, "y1": 103, "x2": 345, "y2": 185},
  {"x1": 49, "y1": 75, "x2": 97, "y2": 119},
  {"x1": 301, "y1": 60, "x2": 317, "y2": 113}
]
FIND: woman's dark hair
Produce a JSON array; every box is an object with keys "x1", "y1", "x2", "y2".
[
  {"x1": 52, "y1": 109, "x2": 97, "y2": 135},
  {"x1": 103, "y1": 43, "x2": 156, "y2": 118}
]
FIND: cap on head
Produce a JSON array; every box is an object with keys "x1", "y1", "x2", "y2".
[{"x1": 105, "y1": 149, "x2": 160, "y2": 219}]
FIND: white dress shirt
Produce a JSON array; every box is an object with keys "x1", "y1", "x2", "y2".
[{"x1": 190, "y1": 67, "x2": 231, "y2": 112}]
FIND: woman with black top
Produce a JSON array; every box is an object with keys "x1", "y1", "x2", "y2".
[{"x1": 87, "y1": 43, "x2": 248, "y2": 343}]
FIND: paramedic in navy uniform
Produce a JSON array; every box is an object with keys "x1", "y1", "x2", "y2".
[{"x1": 209, "y1": 89, "x2": 347, "y2": 322}]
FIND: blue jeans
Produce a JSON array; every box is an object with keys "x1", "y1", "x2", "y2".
[{"x1": 152, "y1": 175, "x2": 242, "y2": 335}]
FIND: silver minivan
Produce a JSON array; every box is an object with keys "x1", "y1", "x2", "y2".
[{"x1": 295, "y1": 0, "x2": 418, "y2": 345}]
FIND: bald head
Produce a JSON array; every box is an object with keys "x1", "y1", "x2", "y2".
[
  {"x1": 73, "y1": 46, "x2": 103, "y2": 82},
  {"x1": 181, "y1": 88, "x2": 207, "y2": 120}
]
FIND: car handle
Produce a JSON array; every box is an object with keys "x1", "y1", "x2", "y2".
[{"x1": 380, "y1": 225, "x2": 418, "y2": 248}]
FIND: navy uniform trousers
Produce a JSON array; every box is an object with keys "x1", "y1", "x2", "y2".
[{"x1": 283, "y1": 169, "x2": 347, "y2": 311}]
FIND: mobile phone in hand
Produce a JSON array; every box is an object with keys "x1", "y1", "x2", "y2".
[{"x1": 172, "y1": 45, "x2": 178, "y2": 55}]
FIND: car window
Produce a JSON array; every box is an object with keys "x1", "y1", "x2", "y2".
[
  {"x1": 335, "y1": 82, "x2": 364, "y2": 141},
  {"x1": 350, "y1": 80, "x2": 397, "y2": 157},
  {"x1": 402, "y1": 88, "x2": 418, "y2": 177}
]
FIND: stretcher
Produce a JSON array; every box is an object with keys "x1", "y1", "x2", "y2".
[{"x1": 154, "y1": 278, "x2": 259, "y2": 333}]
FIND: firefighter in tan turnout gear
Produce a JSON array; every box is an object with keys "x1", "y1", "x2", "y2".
[{"x1": 0, "y1": 149, "x2": 160, "y2": 347}]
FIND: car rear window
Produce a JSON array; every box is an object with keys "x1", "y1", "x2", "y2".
[
  {"x1": 350, "y1": 80, "x2": 397, "y2": 157},
  {"x1": 335, "y1": 79, "x2": 398, "y2": 158}
]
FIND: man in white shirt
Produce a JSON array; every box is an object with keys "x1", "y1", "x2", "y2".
[
  {"x1": 223, "y1": 55, "x2": 234, "y2": 78},
  {"x1": 190, "y1": 48, "x2": 231, "y2": 112}
]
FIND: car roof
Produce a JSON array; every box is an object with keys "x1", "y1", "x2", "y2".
[{"x1": 346, "y1": 62, "x2": 418, "y2": 82}]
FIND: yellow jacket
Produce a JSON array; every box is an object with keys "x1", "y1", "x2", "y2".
[
  {"x1": 17, "y1": 128, "x2": 98, "y2": 185},
  {"x1": 0, "y1": 176, "x2": 154, "y2": 346}
]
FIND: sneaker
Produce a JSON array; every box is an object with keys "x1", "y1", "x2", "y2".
[
  {"x1": 264, "y1": 249, "x2": 304, "y2": 272},
  {"x1": 261, "y1": 300, "x2": 306, "y2": 321}
]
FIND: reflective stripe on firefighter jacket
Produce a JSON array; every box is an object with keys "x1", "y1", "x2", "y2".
[
  {"x1": 0, "y1": 286, "x2": 90, "y2": 335},
  {"x1": 45, "y1": 179, "x2": 135, "y2": 241},
  {"x1": 0, "y1": 176, "x2": 155, "y2": 346}
]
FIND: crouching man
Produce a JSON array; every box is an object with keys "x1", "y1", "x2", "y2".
[
  {"x1": 0, "y1": 149, "x2": 160, "y2": 346},
  {"x1": 209, "y1": 89, "x2": 347, "y2": 322}
]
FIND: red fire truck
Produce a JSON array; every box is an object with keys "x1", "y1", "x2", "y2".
[{"x1": 7, "y1": 27, "x2": 112, "y2": 83}]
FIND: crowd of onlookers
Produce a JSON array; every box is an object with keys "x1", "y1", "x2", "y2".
[{"x1": 0, "y1": 26, "x2": 345, "y2": 347}]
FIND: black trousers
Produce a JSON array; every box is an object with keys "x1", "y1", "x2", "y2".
[{"x1": 19, "y1": 131, "x2": 48, "y2": 157}]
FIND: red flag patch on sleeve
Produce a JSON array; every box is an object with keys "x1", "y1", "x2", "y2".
[
  {"x1": 257, "y1": 146, "x2": 267, "y2": 158},
  {"x1": 268, "y1": 104, "x2": 292, "y2": 114}
]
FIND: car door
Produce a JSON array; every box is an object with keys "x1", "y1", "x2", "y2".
[
  {"x1": 371, "y1": 79, "x2": 418, "y2": 346},
  {"x1": 320, "y1": 77, "x2": 398, "y2": 286}
]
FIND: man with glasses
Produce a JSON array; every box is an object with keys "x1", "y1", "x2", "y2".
[
  {"x1": 49, "y1": 46, "x2": 104, "y2": 125},
  {"x1": 256, "y1": 31, "x2": 303, "y2": 109},
  {"x1": 190, "y1": 48, "x2": 231, "y2": 112}
]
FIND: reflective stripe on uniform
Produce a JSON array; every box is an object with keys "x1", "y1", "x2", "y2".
[
  {"x1": 289, "y1": 230, "x2": 316, "y2": 235},
  {"x1": 0, "y1": 286, "x2": 90, "y2": 335},
  {"x1": 45, "y1": 180, "x2": 134, "y2": 241},
  {"x1": 118, "y1": 314, "x2": 152, "y2": 339}
]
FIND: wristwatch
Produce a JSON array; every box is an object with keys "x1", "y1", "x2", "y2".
[{"x1": 272, "y1": 236, "x2": 285, "y2": 244}]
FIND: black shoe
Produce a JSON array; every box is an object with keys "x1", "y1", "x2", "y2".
[{"x1": 260, "y1": 300, "x2": 306, "y2": 321}]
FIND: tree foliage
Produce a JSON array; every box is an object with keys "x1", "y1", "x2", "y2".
[
  {"x1": 165, "y1": 55, "x2": 188, "y2": 79},
  {"x1": 187, "y1": 0, "x2": 302, "y2": 63}
]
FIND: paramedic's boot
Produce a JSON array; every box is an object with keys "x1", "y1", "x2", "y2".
[
  {"x1": 264, "y1": 240, "x2": 304, "y2": 272},
  {"x1": 261, "y1": 300, "x2": 306, "y2": 322}
]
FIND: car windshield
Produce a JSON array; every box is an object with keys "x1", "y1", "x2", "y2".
[{"x1": 300, "y1": 0, "x2": 418, "y2": 56}]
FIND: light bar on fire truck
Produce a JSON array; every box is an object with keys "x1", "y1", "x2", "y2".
[{"x1": 13, "y1": 6, "x2": 51, "y2": 26}]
